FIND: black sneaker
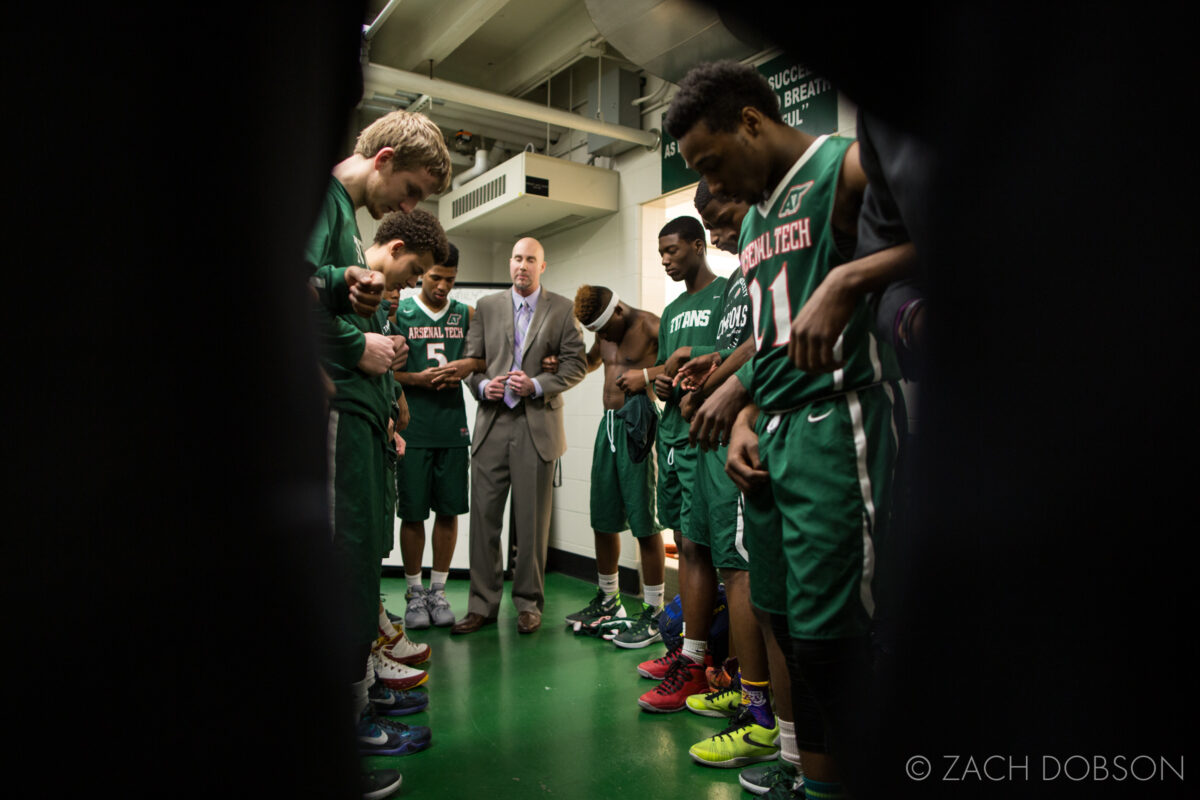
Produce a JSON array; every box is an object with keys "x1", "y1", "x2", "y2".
[
  {"x1": 361, "y1": 768, "x2": 402, "y2": 800},
  {"x1": 564, "y1": 589, "x2": 624, "y2": 627},
  {"x1": 739, "y1": 761, "x2": 800, "y2": 795},
  {"x1": 611, "y1": 604, "x2": 663, "y2": 649}
]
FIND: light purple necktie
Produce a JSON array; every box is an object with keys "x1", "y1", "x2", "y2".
[{"x1": 505, "y1": 300, "x2": 531, "y2": 408}]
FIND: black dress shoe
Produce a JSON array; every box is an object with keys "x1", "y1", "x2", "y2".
[
  {"x1": 517, "y1": 611, "x2": 542, "y2": 634},
  {"x1": 451, "y1": 612, "x2": 496, "y2": 635}
]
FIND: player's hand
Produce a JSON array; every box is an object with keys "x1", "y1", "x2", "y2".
[
  {"x1": 505, "y1": 369, "x2": 535, "y2": 397},
  {"x1": 689, "y1": 377, "x2": 750, "y2": 450},
  {"x1": 441, "y1": 358, "x2": 484, "y2": 382},
  {"x1": 394, "y1": 433, "x2": 406, "y2": 458},
  {"x1": 541, "y1": 354, "x2": 559, "y2": 374},
  {"x1": 358, "y1": 332, "x2": 394, "y2": 376},
  {"x1": 674, "y1": 352, "x2": 721, "y2": 392},
  {"x1": 725, "y1": 413, "x2": 768, "y2": 492},
  {"x1": 789, "y1": 270, "x2": 854, "y2": 373},
  {"x1": 663, "y1": 346, "x2": 692, "y2": 377},
  {"x1": 653, "y1": 372, "x2": 674, "y2": 401},
  {"x1": 345, "y1": 267, "x2": 384, "y2": 317},
  {"x1": 389, "y1": 335, "x2": 409, "y2": 371},
  {"x1": 680, "y1": 390, "x2": 702, "y2": 421},
  {"x1": 428, "y1": 365, "x2": 460, "y2": 390},
  {"x1": 483, "y1": 376, "x2": 507, "y2": 401},
  {"x1": 408, "y1": 366, "x2": 439, "y2": 389},
  {"x1": 615, "y1": 368, "x2": 648, "y2": 394},
  {"x1": 395, "y1": 393, "x2": 410, "y2": 432}
]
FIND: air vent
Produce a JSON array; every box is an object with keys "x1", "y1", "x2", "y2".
[
  {"x1": 451, "y1": 175, "x2": 506, "y2": 219},
  {"x1": 438, "y1": 152, "x2": 618, "y2": 241}
]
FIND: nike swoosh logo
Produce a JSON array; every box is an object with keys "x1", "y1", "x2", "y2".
[
  {"x1": 743, "y1": 730, "x2": 778, "y2": 749},
  {"x1": 362, "y1": 730, "x2": 389, "y2": 745},
  {"x1": 807, "y1": 409, "x2": 834, "y2": 423}
]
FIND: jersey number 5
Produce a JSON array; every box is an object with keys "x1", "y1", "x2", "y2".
[{"x1": 427, "y1": 342, "x2": 448, "y2": 367}]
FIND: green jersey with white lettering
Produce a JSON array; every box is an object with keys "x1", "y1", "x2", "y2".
[
  {"x1": 655, "y1": 275, "x2": 727, "y2": 445},
  {"x1": 739, "y1": 135, "x2": 899, "y2": 412},
  {"x1": 691, "y1": 267, "x2": 752, "y2": 361},
  {"x1": 394, "y1": 296, "x2": 471, "y2": 448}
]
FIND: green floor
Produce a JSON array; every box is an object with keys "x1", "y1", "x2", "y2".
[{"x1": 370, "y1": 572, "x2": 751, "y2": 799}]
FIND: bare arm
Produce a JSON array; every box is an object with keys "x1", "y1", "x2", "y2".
[
  {"x1": 583, "y1": 337, "x2": 603, "y2": 373},
  {"x1": 789, "y1": 242, "x2": 917, "y2": 372}
]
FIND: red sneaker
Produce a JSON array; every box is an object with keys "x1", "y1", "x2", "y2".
[
  {"x1": 637, "y1": 644, "x2": 682, "y2": 679},
  {"x1": 638, "y1": 657, "x2": 710, "y2": 712}
]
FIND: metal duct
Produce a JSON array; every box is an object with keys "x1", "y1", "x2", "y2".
[{"x1": 582, "y1": 0, "x2": 764, "y2": 84}]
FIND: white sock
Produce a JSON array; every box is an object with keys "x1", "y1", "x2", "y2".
[
  {"x1": 643, "y1": 583, "x2": 665, "y2": 609},
  {"x1": 352, "y1": 657, "x2": 374, "y2": 723},
  {"x1": 378, "y1": 606, "x2": 398, "y2": 638},
  {"x1": 598, "y1": 571, "x2": 620, "y2": 599},
  {"x1": 430, "y1": 570, "x2": 449, "y2": 589},
  {"x1": 682, "y1": 637, "x2": 706, "y2": 664},
  {"x1": 405, "y1": 572, "x2": 424, "y2": 590},
  {"x1": 779, "y1": 718, "x2": 802, "y2": 770}
]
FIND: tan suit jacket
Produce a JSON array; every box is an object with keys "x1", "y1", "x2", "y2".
[{"x1": 464, "y1": 288, "x2": 586, "y2": 461}]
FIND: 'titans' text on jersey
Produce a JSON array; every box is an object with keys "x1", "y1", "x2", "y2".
[{"x1": 668, "y1": 308, "x2": 712, "y2": 334}]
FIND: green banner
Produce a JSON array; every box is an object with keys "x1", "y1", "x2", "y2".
[{"x1": 661, "y1": 56, "x2": 838, "y2": 195}]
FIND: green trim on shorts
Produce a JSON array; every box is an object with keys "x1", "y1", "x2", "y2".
[{"x1": 590, "y1": 411, "x2": 658, "y2": 537}]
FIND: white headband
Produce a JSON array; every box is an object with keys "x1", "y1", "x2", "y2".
[{"x1": 584, "y1": 292, "x2": 619, "y2": 332}]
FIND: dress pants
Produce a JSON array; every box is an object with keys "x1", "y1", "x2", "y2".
[{"x1": 467, "y1": 403, "x2": 555, "y2": 617}]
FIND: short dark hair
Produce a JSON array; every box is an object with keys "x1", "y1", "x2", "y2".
[
  {"x1": 659, "y1": 215, "x2": 706, "y2": 244},
  {"x1": 694, "y1": 179, "x2": 714, "y2": 214},
  {"x1": 664, "y1": 60, "x2": 782, "y2": 140},
  {"x1": 374, "y1": 209, "x2": 450, "y2": 265},
  {"x1": 573, "y1": 284, "x2": 613, "y2": 326},
  {"x1": 442, "y1": 242, "x2": 459, "y2": 268}
]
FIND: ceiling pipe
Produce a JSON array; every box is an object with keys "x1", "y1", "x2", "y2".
[
  {"x1": 363, "y1": 0, "x2": 403, "y2": 40},
  {"x1": 364, "y1": 62, "x2": 660, "y2": 151},
  {"x1": 451, "y1": 148, "x2": 491, "y2": 190}
]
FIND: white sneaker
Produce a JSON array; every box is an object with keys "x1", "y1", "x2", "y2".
[
  {"x1": 376, "y1": 630, "x2": 431, "y2": 667},
  {"x1": 372, "y1": 651, "x2": 428, "y2": 691},
  {"x1": 426, "y1": 584, "x2": 455, "y2": 627}
]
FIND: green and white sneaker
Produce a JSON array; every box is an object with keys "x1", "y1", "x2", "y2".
[
  {"x1": 564, "y1": 589, "x2": 625, "y2": 630},
  {"x1": 688, "y1": 709, "x2": 780, "y2": 768},
  {"x1": 610, "y1": 604, "x2": 663, "y2": 649},
  {"x1": 685, "y1": 685, "x2": 742, "y2": 717}
]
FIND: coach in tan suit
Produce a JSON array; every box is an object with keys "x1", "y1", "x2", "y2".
[{"x1": 451, "y1": 237, "x2": 586, "y2": 635}]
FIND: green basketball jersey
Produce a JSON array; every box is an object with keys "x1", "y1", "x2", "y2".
[
  {"x1": 306, "y1": 177, "x2": 392, "y2": 432},
  {"x1": 692, "y1": 267, "x2": 752, "y2": 361},
  {"x1": 739, "y1": 135, "x2": 899, "y2": 412},
  {"x1": 655, "y1": 275, "x2": 727, "y2": 445},
  {"x1": 394, "y1": 296, "x2": 471, "y2": 448}
]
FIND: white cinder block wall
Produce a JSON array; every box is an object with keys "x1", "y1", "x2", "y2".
[{"x1": 537, "y1": 126, "x2": 662, "y2": 572}]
